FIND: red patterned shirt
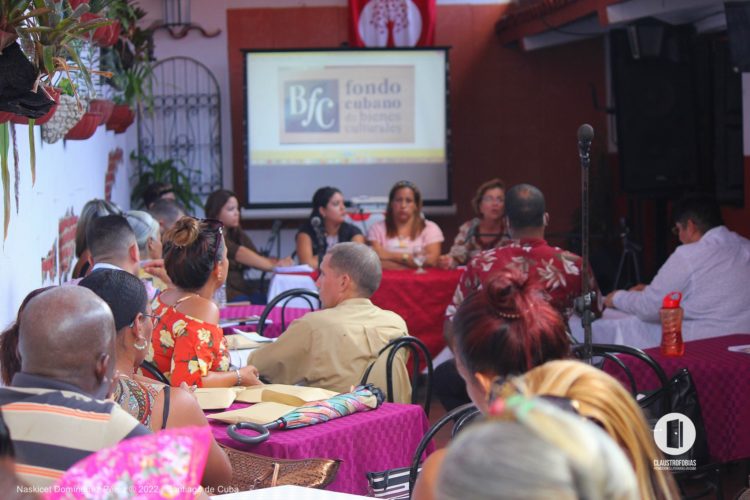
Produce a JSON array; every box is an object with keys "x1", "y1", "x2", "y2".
[{"x1": 446, "y1": 238, "x2": 598, "y2": 320}]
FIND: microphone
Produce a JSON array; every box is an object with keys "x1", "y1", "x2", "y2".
[
  {"x1": 577, "y1": 123, "x2": 594, "y2": 161},
  {"x1": 262, "y1": 219, "x2": 282, "y2": 257},
  {"x1": 464, "y1": 217, "x2": 480, "y2": 242}
]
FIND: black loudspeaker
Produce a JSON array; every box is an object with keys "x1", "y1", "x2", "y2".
[
  {"x1": 611, "y1": 23, "x2": 700, "y2": 195},
  {"x1": 725, "y1": 1, "x2": 750, "y2": 72}
]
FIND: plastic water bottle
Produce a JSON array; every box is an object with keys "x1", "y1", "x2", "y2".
[
  {"x1": 214, "y1": 283, "x2": 227, "y2": 309},
  {"x1": 660, "y1": 291, "x2": 684, "y2": 357}
]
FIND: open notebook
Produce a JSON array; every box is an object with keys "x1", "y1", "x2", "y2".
[
  {"x1": 197, "y1": 384, "x2": 338, "y2": 412},
  {"x1": 224, "y1": 330, "x2": 276, "y2": 350}
]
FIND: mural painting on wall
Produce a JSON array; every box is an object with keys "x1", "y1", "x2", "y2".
[
  {"x1": 58, "y1": 208, "x2": 78, "y2": 284},
  {"x1": 41, "y1": 239, "x2": 57, "y2": 285},
  {"x1": 105, "y1": 148, "x2": 124, "y2": 201},
  {"x1": 349, "y1": 0, "x2": 436, "y2": 47}
]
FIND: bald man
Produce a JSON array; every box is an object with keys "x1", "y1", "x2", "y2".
[{"x1": 0, "y1": 286, "x2": 150, "y2": 487}]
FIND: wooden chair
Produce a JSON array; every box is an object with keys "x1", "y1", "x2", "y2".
[
  {"x1": 257, "y1": 288, "x2": 320, "y2": 336},
  {"x1": 360, "y1": 336, "x2": 433, "y2": 416}
]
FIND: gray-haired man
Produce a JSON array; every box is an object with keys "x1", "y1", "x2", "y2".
[{"x1": 248, "y1": 243, "x2": 411, "y2": 401}]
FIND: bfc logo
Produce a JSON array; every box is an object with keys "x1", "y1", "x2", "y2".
[{"x1": 284, "y1": 80, "x2": 339, "y2": 133}]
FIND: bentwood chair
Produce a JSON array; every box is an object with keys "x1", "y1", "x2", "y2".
[
  {"x1": 360, "y1": 336, "x2": 433, "y2": 416},
  {"x1": 257, "y1": 288, "x2": 320, "y2": 336},
  {"x1": 140, "y1": 360, "x2": 170, "y2": 385}
]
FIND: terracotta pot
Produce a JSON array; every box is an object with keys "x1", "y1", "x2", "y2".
[
  {"x1": 105, "y1": 104, "x2": 135, "y2": 134},
  {"x1": 95, "y1": 20, "x2": 120, "y2": 47},
  {"x1": 65, "y1": 111, "x2": 103, "y2": 140},
  {"x1": 10, "y1": 88, "x2": 61, "y2": 126},
  {"x1": 88, "y1": 99, "x2": 115, "y2": 125},
  {"x1": 0, "y1": 112, "x2": 14, "y2": 123},
  {"x1": 68, "y1": 0, "x2": 90, "y2": 9}
]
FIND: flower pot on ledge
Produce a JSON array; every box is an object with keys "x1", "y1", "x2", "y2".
[
  {"x1": 65, "y1": 111, "x2": 103, "y2": 140},
  {"x1": 106, "y1": 105, "x2": 135, "y2": 134}
]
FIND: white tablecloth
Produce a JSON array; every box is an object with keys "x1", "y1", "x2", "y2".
[
  {"x1": 569, "y1": 308, "x2": 662, "y2": 350},
  {"x1": 267, "y1": 273, "x2": 317, "y2": 308},
  {"x1": 212, "y1": 484, "x2": 367, "y2": 499}
]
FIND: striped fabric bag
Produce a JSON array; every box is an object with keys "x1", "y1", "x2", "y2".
[{"x1": 367, "y1": 465, "x2": 422, "y2": 500}]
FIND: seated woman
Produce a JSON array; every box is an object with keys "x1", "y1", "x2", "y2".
[
  {"x1": 296, "y1": 186, "x2": 365, "y2": 268},
  {"x1": 79, "y1": 269, "x2": 232, "y2": 489},
  {"x1": 498, "y1": 360, "x2": 679, "y2": 499},
  {"x1": 438, "y1": 178, "x2": 509, "y2": 269},
  {"x1": 148, "y1": 216, "x2": 262, "y2": 388},
  {"x1": 436, "y1": 396, "x2": 639, "y2": 500},
  {"x1": 125, "y1": 210, "x2": 170, "y2": 294},
  {"x1": 72, "y1": 199, "x2": 122, "y2": 279},
  {"x1": 367, "y1": 181, "x2": 444, "y2": 270},
  {"x1": 412, "y1": 268, "x2": 570, "y2": 500},
  {"x1": 204, "y1": 190, "x2": 293, "y2": 301}
]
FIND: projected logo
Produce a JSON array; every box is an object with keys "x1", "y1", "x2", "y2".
[
  {"x1": 283, "y1": 80, "x2": 339, "y2": 133},
  {"x1": 653, "y1": 412, "x2": 696, "y2": 456}
]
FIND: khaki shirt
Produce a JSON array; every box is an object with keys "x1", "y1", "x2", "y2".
[{"x1": 248, "y1": 298, "x2": 412, "y2": 403}]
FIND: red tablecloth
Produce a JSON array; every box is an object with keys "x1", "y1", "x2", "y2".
[
  {"x1": 370, "y1": 269, "x2": 463, "y2": 360},
  {"x1": 603, "y1": 334, "x2": 750, "y2": 463},
  {"x1": 209, "y1": 402, "x2": 434, "y2": 495},
  {"x1": 220, "y1": 304, "x2": 312, "y2": 338}
]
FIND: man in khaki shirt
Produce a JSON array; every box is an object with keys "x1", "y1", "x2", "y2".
[{"x1": 248, "y1": 243, "x2": 411, "y2": 402}]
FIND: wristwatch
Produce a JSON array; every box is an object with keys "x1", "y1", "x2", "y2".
[{"x1": 401, "y1": 253, "x2": 409, "y2": 264}]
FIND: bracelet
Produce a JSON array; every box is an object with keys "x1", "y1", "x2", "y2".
[{"x1": 235, "y1": 369, "x2": 242, "y2": 386}]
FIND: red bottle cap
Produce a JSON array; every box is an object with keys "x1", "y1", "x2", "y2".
[{"x1": 662, "y1": 291, "x2": 682, "y2": 308}]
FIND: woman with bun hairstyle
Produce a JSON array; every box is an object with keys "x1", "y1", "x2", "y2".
[
  {"x1": 205, "y1": 190, "x2": 293, "y2": 301},
  {"x1": 296, "y1": 186, "x2": 365, "y2": 269},
  {"x1": 367, "y1": 181, "x2": 444, "y2": 269},
  {"x1": 499, "y1": 360, "x2": 679, "y2": 500},
  {"x1": 148, "y1": 216, "x2": 262, "y2": 388},
  {"x1": 412, "y1": 268, "x2": 570, "y2": 500}
]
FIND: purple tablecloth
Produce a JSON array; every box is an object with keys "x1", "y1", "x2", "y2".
[
  {"x1": 603, "y1": 333, "x2": 750, "y2": 462},
  {"x1": 220, "y1": 304, "x2": 311, "y2": 338},
  {"x1": 209, "y1": 402, "x2": 434, "y2": 495}
]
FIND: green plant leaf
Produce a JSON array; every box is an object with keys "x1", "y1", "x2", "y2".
[
  {"x1": 0, "y1": 123, "x2": 10, "y2": 240},
  {"x1": 28, "y1": 118, "x2": 36, "y2": 185}
]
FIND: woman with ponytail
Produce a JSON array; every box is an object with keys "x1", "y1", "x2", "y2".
[
  {"x1": 412, "y1": 268, "x2": 570, "y2": 500},
  {"x1": 148, "y1": 217, "x2": 262, "y2": 388}
]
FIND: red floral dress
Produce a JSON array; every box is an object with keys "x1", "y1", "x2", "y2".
[{"x1": 148, "y1": 295, "x2": 230, "y2": 387}]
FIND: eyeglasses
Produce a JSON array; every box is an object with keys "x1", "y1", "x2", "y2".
[
  {"x1": 130, "y1": 313, "x2": 162, "y2": 328},
  {"x1": 481, "y1": 196, "x2": 505, "y2": 204}
]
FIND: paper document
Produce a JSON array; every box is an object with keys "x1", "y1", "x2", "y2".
[
  {"x1": 194, "y1": 388, "x2": 239, "y2": 410},
  {"x1": 219, "y1": 316, "x2": 266, "y2": 328},
  {"x1": 728, "y1": 344, "x2": 750, "y2": 354},
  {"x1": 226, "y1": 330, "x2": 276, "y2": 350},
  {"x1": 273, "y1": 264, "x2": 314, "y2": 273},
  {"x1": 207, "y1": 402, "x2": 296, "y2": 425},
  {"x1": 235, "y1": 384, "x2": 338, "y2": 406}
]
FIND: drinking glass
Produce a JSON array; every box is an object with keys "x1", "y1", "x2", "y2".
[{"x1": 413, "y1": 246, "x2": 427, "y2": 274}]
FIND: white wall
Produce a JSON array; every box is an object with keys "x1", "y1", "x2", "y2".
[{"x1": 0, "y1": 124, "x2": 136, "y2": 328}]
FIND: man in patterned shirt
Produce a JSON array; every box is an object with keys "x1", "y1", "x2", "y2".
[
  {"x1": 436, "y1": 184, "x2": 598, "y2": 411},
  {"x1": 446, "y1": 183, "x2": 598, "y2": 321}
]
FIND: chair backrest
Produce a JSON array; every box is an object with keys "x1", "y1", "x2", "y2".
[
  {"x1": 257, "y1": 288, "x2": 321, "y2": 336},
  {"x1": 572, "y1": 342, "x2": 671, "y2": 415},
  {"x1": 140, "y1": 360, "x2": 170, "y2": 385},
  {"x1": 408, "y1": 403, "x2": 481, "y2": 494},
  {"x1": 360, "y1": 336, "x2": 433, "y2": 416}
]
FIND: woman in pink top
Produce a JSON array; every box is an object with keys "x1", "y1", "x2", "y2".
[{"x1": 367, "y1": 181, "x2": 444, "y2": 270}]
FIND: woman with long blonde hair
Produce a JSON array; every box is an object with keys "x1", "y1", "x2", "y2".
[{"x1": 500, "y1": 360, "x2": 679, "y2": 500}]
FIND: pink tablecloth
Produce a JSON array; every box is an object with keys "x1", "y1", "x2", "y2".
[
  {"x1": 220, "y1": 304, "x2": 312, "y2": 338},
  {"x1": 603, "y1": 333, "x2": 750, "y2": 463},
  {"x1": 209, "y1": 402, "x2": 433, "y2": 495}
]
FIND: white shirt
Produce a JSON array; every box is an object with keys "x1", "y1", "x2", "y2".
[{"x1": 606, "y1": 226, "x2": 750, "y2": 346}]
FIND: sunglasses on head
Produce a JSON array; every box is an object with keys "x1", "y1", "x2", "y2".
[{"x1": 188, "y1": 217, "x2": 224, "y2": 261}]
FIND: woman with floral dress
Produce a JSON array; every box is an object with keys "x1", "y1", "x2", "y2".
[{"x1": 149, "y1": 216, "x2": 262, "y2": 388}]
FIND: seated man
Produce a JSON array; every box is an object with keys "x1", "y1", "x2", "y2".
[
  {"x1": 149, "y1": 198, "x2": 186, "y2": 237},
  {"x1": 0, "y1": 286, "x2": 150, "y2": 487},
  {"x1": 601, "y1": 195, "x2": 750, "y2": 347},
  {"x1": 437, "y1": 183, "x2": 599, "y2": 411},
  {"x1": 248, "y1": 243, "x2": 411, "y2": 402},
  {"x1": 86, "y1": 214, "x2": 141, "y2": 275}
]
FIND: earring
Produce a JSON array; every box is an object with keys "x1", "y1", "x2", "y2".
[{"x1": 134, "y1": 338, "x2": 148, "y2": 351}]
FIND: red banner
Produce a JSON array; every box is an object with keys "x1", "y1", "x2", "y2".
[{"x1": 349, "y1": 0, "x2": 436, "y2": 48}]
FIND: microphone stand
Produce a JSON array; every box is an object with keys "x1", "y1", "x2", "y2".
[{"x1": 576, "y1": 124, "x2": 596, "y2": 364}]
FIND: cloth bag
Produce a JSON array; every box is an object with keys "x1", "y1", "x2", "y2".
[{"x1": 367, "y1": 466, "x2": 421, "y2": 500}]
